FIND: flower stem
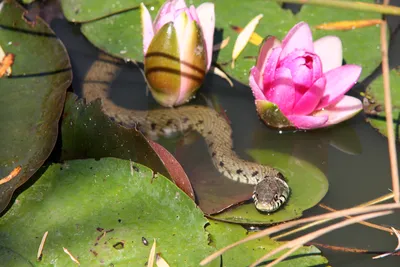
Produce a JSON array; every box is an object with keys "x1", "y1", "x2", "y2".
[
  {"x1": 380, "y1": 0, "x2": 399, "y2": 203},
  {"x1": 274, "y1": 0, "x2": 400, "y2": 15}
]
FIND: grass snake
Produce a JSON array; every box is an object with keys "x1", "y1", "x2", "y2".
[{"x1": 82, "y1": 53, "x2": 290, "y2": 213}]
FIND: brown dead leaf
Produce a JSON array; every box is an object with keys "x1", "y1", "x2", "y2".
[
  {"x1": 0, "y1": 53, "x2": 15, "y2": 77},
  {"x1": 0, "y1": 166, "x2": 21, "y2": 185}
]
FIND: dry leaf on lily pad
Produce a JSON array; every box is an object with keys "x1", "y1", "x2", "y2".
[{"x1": 231, "y1": 14, "x2": 263, "y2": 68}]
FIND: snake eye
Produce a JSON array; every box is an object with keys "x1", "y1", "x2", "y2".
[{"x1": 273, "y1": 194, "x2": 279, "y2": 201}]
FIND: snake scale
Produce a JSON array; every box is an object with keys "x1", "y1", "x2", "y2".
[{"x1": 82, "y1": 53, "x2": 290, "y2": 213}]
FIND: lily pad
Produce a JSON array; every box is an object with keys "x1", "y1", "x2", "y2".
[
  {"x1": 0, "y1": 158, "x2": 218, "y2": 266},
  {"x1": 0, "y1": 0, "x2": 72, "y2": 213},
  {"x1": 364, "y1": 69, "x2": 400, "y2": 141},
  {"x1": 211, "y1": 149, "x2": 328, "y2": 224},
  {"x1": 60, "y1": 0, "x2": 143, "y2": 23},
  {"x1": 206, "y1": 220, "x2": 329, "y2": 266},
  {"x1": 62, "y1": 93, "x2": 195, "y2": 199},
  {"x1": 80, "y1": 2, "x2": 163, "y2": 61}
]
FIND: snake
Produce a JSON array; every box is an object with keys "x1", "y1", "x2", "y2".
[{"x1": 82, "y1": 53, "x2": 290, "y2": 213}]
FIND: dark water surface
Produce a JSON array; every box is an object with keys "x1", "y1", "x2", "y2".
[{"x1": 43, "y1": 6, "x2": 400, "y2": 267}]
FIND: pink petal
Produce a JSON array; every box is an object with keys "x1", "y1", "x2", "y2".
[
  {"x1": 154, "y1": 1, "x2": 173, "y2": 31},
  {"x1": 280, "y1": 21, "x2": 314, "y2": 59},
  {"x1": 256, "y1": 36, "x2": 281, "y2": 76},
  {"x1": 173, "y1": 0, "x2": 187, "y2": 10},
  {"x1": 154, "y1": 12, "x2": 174, "y2": 32},
  {"x1": 188, "y1": 5, "x2": 200, "y2": 24},
  {"x1": 249, "y1": 67, "x2": 266, "y2": 100},
  {"x1": 262, "y1": 47, "x2": 282, "y2": 91},
  {"x1": 140, "y1": 3, "x2": 155, "y2": 55},
  {"x1": 292, "y1": 76, "x2": 326, "y2": 115},
  {"x1": 266, "y1": 67, "x2": 295, "y2": 115},
  {"x1": 196, "y1": 2, "x2": 215, "y2": 71},
  {"x1": 287, "y1": 114, "x2": 329, "y2": 129},
  {"x1": 314, "y1": 36, "x2": 343, "y2": 73},
  {"x1": 317, "y1": 64, "x2": 362, "y2": 110},
  {"x1": 313, "y1": 95, "x2": 362, "y2": 127}
]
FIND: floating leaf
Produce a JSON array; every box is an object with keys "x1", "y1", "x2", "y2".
[
  {"x1": 0, "y1": 0, "x2": 72, "y2": 213},
  {"x1": 365, "y1": 69, "x2": 400, "y2": 141},
  {"x1": 61, "y1": 0, "x2": 143, "y2": 22},
  {"x1": 210, "y1": 149, "x2": 328, "y2": 224},
  {"x1": 0, "y1": 158, "x2": 218, "y2": 266}
]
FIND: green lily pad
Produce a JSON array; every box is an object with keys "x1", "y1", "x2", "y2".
[
  {"x1": 211, "y1": 149, "x2": 328, "y2": 224},
  {"x1": 206, "y1": 220, "x2": 329, "y2": 266},
  {"x1": 0, "y1": 158, "x2": 218, "y2": 266},
  {"x1": 0, "y1": 0, "x2": 72, "y2": 213},
  {"x1": 62, "y1": 93, "x2": 195, "y2": 199},
  {"x1": 60, "y1": 0, "x2": 143, "y2": 22},
  {"x1": 80, "y1": 2, "x2": 163, "y2": 61},
  {"x1": 364, "y1": 69, "x2": 400, "y2": 141}
]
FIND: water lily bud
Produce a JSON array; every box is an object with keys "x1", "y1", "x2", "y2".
[
  {"x1": 249, "y1": 22, "x2": 363, "y2": 130},
  {"x1": 141, "y1": 0, "x2": 215, "y2": 107}
]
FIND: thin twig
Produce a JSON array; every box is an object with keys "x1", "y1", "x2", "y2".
[
  {"x1": 250, "y1": 211, "x2": 392, "y2": 267},
  {"x1": 381, "y1": 1, "x2": 399, "y2": 203},
  {"x1": 319, "y1": 203, "x2": 398, "y2": 234},
  {"x1": 274, "y1": 0, "x2": 400, "y2": 15},
  {"x1": 200, "y1": 203, "x2": 400, "y2": 265},
  {"x1": 273, "y1": 192, "x2": 394, "y2": 240}
]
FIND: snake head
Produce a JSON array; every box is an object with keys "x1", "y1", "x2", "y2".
[{"x1": 252, "y1": 174, "x2": 290, "y2": 213}]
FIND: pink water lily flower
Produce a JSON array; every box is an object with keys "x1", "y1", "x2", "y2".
[
  {"x1": 141, "y1": 0, "x2": 215, "y2": 107},
  {"x1": 249, "y1": 22, "x2": 363, "y2": 130}
]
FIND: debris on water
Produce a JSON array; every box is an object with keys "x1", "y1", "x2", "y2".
[
  {"x1": 37, "y1": 231, "x2": 48, "y2": 261},
  {"x1": 63, "y1": 247, "x2": 80, "y2": 265}
]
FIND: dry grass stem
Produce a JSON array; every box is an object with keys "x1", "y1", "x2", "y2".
[
  {"x1": 380, "y1": 1, "x2": 399, "y2": 203},
  {"x1": 373, "y1": 227, "x2": 400, "y2": 259},
  {"x1": 200, "y1": 203, "x2": 400, "y2": 265},
  {"x1": 147, "y1": 239, "x2": 156, "y2": 267},
  {"x1": 62, "y1": 247, "x2": 80, "y2": 265},
  {"x1": 319, "y1": 203, "x2": 398, "y2": 234},
  {"x1": 37, "y1": 231, "x2": 48, "y2": 261},
  {"x1": 0, "y1": 166, "x2": 21, "y2": 185},
  {"x1": 250, "y1": 211, "x2": 392, "y2": 267},
  {"x1": 273, "y1": 192, "x2": 395, "y2": 240}
]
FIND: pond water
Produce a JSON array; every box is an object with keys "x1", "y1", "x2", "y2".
[{"x1": 25, "y1": 1, "x2": 400, "y2": 266}]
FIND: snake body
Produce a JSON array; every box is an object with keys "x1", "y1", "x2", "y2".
[{"x1": 83, "y1": 54, "x2": 290, "y2": 212}]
